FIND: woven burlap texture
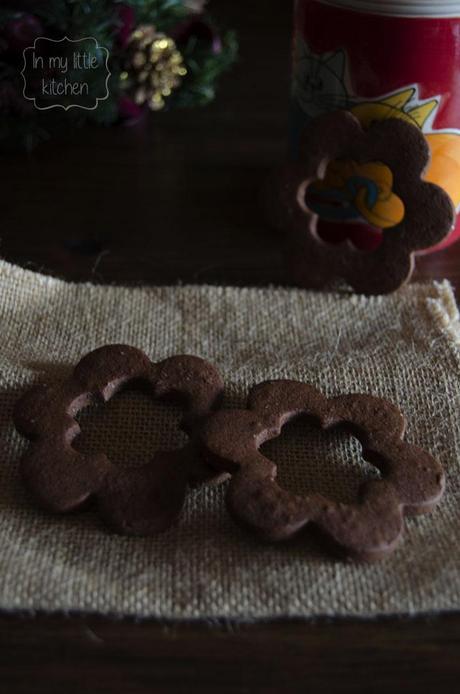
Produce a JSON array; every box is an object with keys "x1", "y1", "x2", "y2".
[{"x1": 0, "y1": 259, "x2": 459, "y2": 619}]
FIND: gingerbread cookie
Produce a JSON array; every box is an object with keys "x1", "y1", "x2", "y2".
[
  {"x1": 276, "y1": 111, "x2": 455, "y2": 295},
  {"x1": 14, "y1": 345, "x2": 224, "y2": 536},
  {"x1": 198, "y1": 380, "x2": 445, "y2": 560}
]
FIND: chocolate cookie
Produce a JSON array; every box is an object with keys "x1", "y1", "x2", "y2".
[
  {"x1": 276, "y1": 111, "x2": 455, "y2": 295},
  {"x1": 14, "y1": 345, "x2": 224, "y2": 536},
  {"x1": 198, "y1": 380, "x2": 445, "y2": 560}
]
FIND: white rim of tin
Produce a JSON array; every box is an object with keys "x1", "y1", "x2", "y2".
[{"x1": 316, "y1": 0, "x2": 460, "y2": 18}]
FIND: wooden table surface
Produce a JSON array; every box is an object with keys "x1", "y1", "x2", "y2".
[{"x1": 1, "y1": 0, "x2": 459, "y2": 691}]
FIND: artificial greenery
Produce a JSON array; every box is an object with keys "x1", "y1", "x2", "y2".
[{"x1": 0, "y1": 0, "x2": 238, "y2": 150}]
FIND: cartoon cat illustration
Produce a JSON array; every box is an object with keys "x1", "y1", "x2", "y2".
[{"x1": 292, "y1": 39, "x2": 350, "y2": 120}]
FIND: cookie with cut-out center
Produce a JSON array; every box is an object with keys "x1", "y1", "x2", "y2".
[
  {"x1": 274, "y1": 111, "x2": 455, "y2": 295},
  {"x1": 198, "y1": 380, "x2": 445, "y2": 560},
  {"x1": 14, "y1": 344, "x2": 224, "y2": 536}
]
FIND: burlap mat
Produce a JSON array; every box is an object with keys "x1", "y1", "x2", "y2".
[{"x1": 0, "y1": 259, "x2": 459, "y2": 619}]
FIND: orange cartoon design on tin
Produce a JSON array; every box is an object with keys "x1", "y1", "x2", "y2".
[
  {"x1": 304, "y1": 85, "x2": 460, "y2": 246},
  {"x1": 351, "y1": 87, "x2": 460, "y2": 212},
  {"x1": 306, "y1": 159, "x2": 405, "y2": 229}
]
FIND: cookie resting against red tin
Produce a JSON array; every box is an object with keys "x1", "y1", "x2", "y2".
[
  {"x1": 198, "y1": 380, "x2": 445, "y2": 561},
  {"x1": 14, "y1": 345, "x2": 224, "y2": 536},
  {"x1": 275, "y1": 111, "x2": 455, "y2": 295}
]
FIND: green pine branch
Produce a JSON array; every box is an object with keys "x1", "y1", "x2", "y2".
[{"x1": 0, "y1": 0, "x2": 238, "y2": 150}]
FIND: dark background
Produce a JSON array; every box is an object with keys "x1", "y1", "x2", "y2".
[
  {"x1": 1, "y1": 0, "x2": 458, "y2": 290},
  {"x1": 0, "y1": 0, "x2": 459, "y2": 691},
  {"x1": 1, "y1": 1, "x2": 292, "y2": 286}
]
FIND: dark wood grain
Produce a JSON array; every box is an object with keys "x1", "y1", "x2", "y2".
[
  {"x1": 0, "y1": 612, "x2": 459, "y2": 694},
  {"x1": 0, "y1": 0, "x2": 460, "y2": 690}
]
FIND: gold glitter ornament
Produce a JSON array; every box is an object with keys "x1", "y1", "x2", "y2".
[{"x1": 122, "y1": 24, "x2": 187, "y2": 111}]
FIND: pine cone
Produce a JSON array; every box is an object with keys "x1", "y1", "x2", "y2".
[{"x1": 121, "y1": 24, "x2": 187, "y2": 111}]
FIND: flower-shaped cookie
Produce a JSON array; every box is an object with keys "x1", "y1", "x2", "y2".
[
  {"x1": 198, "y1": 380, "x2": 445, "y2": 560},
  {"x1": 278, "y1": 111, "x2": 455, "y2": 295},
  {"x1": 14, "y1": 345, "x2": 224, "y2": 536}
]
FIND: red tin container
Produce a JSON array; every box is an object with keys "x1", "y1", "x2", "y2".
[{"x1": 291, "y1": 0, "x2": 460, "y2": 252}]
